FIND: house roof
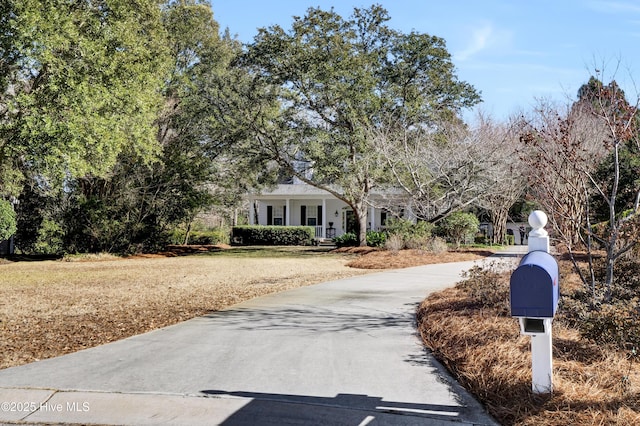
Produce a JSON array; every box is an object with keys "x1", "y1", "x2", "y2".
[
  {"x1": 249, "y1": 183, "x2": 406, "y2": 201},
  {"x1": 250, "y1": 184, "x2": 336, "y2": 199}
]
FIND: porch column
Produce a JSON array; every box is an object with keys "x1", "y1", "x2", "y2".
[
  {"x1": 285, "y1": 198, "x2": 290, "y2": 226},
  {"x1": 322, "y1": 198, "x2": 327, "y2": 238},
  {"x1": 370, "y1": 206, "x2": 376, "y2": 231},
  {"x1": 249, "y1": 198, "x2": 255, "y2": 225}
]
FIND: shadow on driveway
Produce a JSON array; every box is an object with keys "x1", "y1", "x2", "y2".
[{"x1": 201, "y1": 390, "x2": 467, "y2": 425}]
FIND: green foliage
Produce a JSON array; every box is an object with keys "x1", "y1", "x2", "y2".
[
  {"x1": 333, "y1": 232, "x2": 358, "y2": 248},
  {"x1": 385, "y1": 218, "x2": 435, "y2": 248},
  {"x1": 591, "y1": 140, "x2": 640, "y2": 222},
  {"x1": 505, "y1": 234, "x2": 515, "y2": 245},
  {"x1": 33, "y1": 219, "x2": 64, "y2": 255},
  {"x1": 188, "y1": 230, "x2": 230, "y2": 245},
  {"x1": 474, "y1": 233, "x2": 490, "y2": 245},
  {"x1": 366, "y1": 231, "x2": 387, "y2": 247},
  {"x1": 9, "y1": 1, "x2": 259, "y2": 255},
  {"x1": 440, "y1": 212, "x2": 479, "y2": 248},
  {"x1": 244, "y1": 5, "x2": 480, "y2": 246},
  {"x1": 560, "y1": 258, "x2": 640, "y2": 351},
  {"x1": 0, "y1": 199, "x2": 16, "y2": 241},
  {"x1": 334, "y1": 231, "x2": 386, "y2": 248},
  {"x1": 63, "y1": 190, "x2": 135, "y2": 254},
  {"x1": 2, "y1": 0, "x2": 169, "y2": 183},
  {"x1": 232, "y1": 226, "x2": 314, "y2": 246},
  {"x1": 578, "y1": 300, "x2": 640, "y2": 350}
]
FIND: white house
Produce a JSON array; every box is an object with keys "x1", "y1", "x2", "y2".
[{"x1": 247, "y1": 183, "x2": 398, "y2": 240}]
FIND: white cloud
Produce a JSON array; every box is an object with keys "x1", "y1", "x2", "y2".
[{"x1": 455, "y1": 23, "x2": 494, "y2": 61}]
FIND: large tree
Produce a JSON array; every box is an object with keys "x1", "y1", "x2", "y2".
[
  {"x1": 156, "y1": 0, "x2": 277, "y2": 237},
  {"x1": 242, "y1": 5, "x2": 480, "y2": 245},
  {"x1": 59, "y1": 0, "x2": 268, "y2": 252},
  {"x1": 371, "y1": 113, "x2": 525, "y2": 244},
  {"x1": 0, "y1": 0, "x2": 169, "y2": 194}
]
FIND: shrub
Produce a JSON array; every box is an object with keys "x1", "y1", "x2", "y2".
[
  {"x1": 385, "y1": 218, "x2": 434, "y2": 249},
  {"x1": 578, "y1": 300, "x2": 640, "y2": 351},
  {"x1": 333, "y1": 232, "x2": 357, "y2": 247},
  {"x1": 33, "y1": 219, "x2": 64, "y2": 255},
  {"x1": 232, "y1": 226, "x2": 314, "y2": 246},
  {"x1": 505, "y1": 234, "x2": 515, "y2": 245},
  {"x1": 332, "y1": 231, "x2": 386, "y2": 248},
  {"x1": 403, "y1": 235, "x2": 447, "y2": 253},
  {"x1": 405, "y1": 235, "x2": 429, "y2": 250},
  {"x1": 440, "y1": 212, "x2": 479, "y2": 249},
  {"x1": 457, "y1": 262, "x2": 510, "y2": 315},
  {"x1": 366, "y1": 230, "x2": 386, "y2": 247},
  {"x1": 474, "y1": 232, "x2": 490, "y2": 245},
  {"x1": 559, "y1": 257, "x2": 640, "y2": 352},
  {"x1": 425, "y1": 236, "x2": 448, "y2": 254},
  {"x1": 384, "y1": 217, "x2": 414, "y2": 240},
  {"x1": 385, "y1": 234, "x2": 404, "y2": 253}
]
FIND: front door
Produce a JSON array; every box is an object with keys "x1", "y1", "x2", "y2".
[{"x1": 345, "y1": 210, "x2": 358, "y2": 234}]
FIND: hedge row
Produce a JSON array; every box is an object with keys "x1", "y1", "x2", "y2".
[{"x1": 231, "y1": 226, "x2": 315, "y2": 246}]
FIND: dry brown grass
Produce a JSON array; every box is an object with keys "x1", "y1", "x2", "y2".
[
  {"x1": 0, "y1": 252, "x2": 372, "y2": 370},
  {"x1": 1, "y1": 246, "x2": 494, "y2": 371},
  {"x1": 417, "y1": 261, "x2": 640, "y2": 426}
]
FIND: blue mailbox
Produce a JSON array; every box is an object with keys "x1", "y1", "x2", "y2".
[{"x1": 510, "y1": 251, "x2": 559, "y2": 318}]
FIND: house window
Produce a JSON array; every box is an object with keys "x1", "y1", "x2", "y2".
[
  {"x1": 267, "y1": 205, "x2": 285, "y2": 225},
  {"x1": 306, "y1": 205, "x2": 317, "y2": 226},
  {"x1": 301, "y1": 205, "x2": 322, "y2": 226},
  {"x1": 273, "y1": 206, "x2": 284, "y2": 225}
]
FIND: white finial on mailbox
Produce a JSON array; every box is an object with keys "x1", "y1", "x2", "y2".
[
  {"x1": 528, "y1": 210, "x2": 548, "y2": 237},
  {"x1": 527, "y1": 210, "x2": 550, "y2": 253}
]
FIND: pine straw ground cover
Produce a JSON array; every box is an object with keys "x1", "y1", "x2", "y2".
[
  {"x1": 0, "y1": 245, "x2": 488, "y2": 370},
  {"x1": 417, "y1": 259, "x2": 640, "y2": 426}
]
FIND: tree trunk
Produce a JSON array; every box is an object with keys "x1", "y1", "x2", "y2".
[
  {"x1": 604, "y1": 143, "x2": 621, "y2": 302},
  {"x1": 491, "y1": 208, "x2": 508, "y2": 245},
  {"x1": 356, "y1": 205, "x2": 368, "y2": 247},
  {"x1": 183, "y1": 220, "x2": 193, "y2": 245}
]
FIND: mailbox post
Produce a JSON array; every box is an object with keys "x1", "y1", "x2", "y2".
[{"x1": 509, "y1": 210, "x2": 558, "y2": 394}]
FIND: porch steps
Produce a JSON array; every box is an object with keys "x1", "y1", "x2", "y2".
[{"x1": 316, "y1": 238, "x2": 336, "y2": 247}]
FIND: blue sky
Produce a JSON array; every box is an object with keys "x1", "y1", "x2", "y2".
[{"x1": 210, "y1": 1, "x2": 640, "y2": 121}]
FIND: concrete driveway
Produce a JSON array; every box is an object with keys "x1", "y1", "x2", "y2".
[{"x1": 0, "y1": 257, "x2": 507, "y2": 425}]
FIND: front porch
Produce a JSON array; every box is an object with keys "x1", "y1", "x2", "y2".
[{"x1": 247, "y1": 184, "x2": 389, "y2": 240}]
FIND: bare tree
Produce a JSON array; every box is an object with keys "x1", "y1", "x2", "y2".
[
  {"x1": 474, "y1": 115, "x2": 527, "y2": 245},
  {"x1": 520, "y1": 68, "x2": 640, "y2": 302},
  {"x1": 520, "y1": 100, "x2": 606, "y2": 238},
  {"x1": 371, "y1": 118, "x2": 489, "y2": 223},
  {"x1": 581, "y1": 75, "x2": 640, "y2": 299},
  {"x1": 371, "y1": 113, "x2": 527, "y2": 246}
]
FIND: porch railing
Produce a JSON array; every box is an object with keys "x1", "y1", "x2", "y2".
[{"x1": 314, "y1": 225, "x2": 324, "y2": 239}]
